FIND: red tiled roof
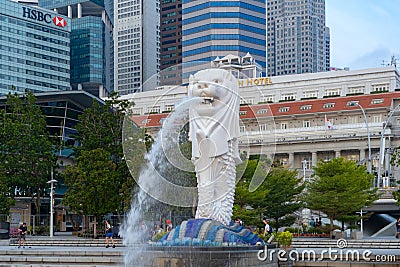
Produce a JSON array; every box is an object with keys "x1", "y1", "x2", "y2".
[{"x1": 131, "y1": 92, "x2": 400, "y2": 127}]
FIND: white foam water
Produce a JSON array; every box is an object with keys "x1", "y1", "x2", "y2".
[{"x1": 120, "y1": 97, "x2": 201, "y2": 265}]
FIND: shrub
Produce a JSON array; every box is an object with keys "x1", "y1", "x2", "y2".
[
  {"x1": 152, "y1": 232, "x2": 167, "y2": 242},
  {"x1": 285, "y1": 227, "x2": 302, "y2": 234},
  {"x1": 275, "y1": 231, "x2": 293, "y2": 247},
  {"x1": 34, "y1": 226, "x2": 50, "y2": 236}
]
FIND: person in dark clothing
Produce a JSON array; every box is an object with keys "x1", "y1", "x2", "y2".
[
  {"x1": 396, "y1": 218, "x2": 400, "y2": 238},
  {"x1": 18, "y1": 222, "x2": 27, "y2": 248}
]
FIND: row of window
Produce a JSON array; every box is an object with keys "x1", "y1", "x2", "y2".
[
  {"x1": 182, "y1": 45, "x2": 267, "y2": 59},
  {"x1": 0, "y1": 15, "x2": 69, "y2": 38},
  {"x1": 143, "y1": 114, "x2": 381, "y2": 131},
  {"x1": 117, "y1": 11, "x2": 141, "y2": 19},
  {"x1": 4, "y1": 44, "x2": 69, "y2": 65},
  {"x1": 0, "y1": 64, "x2": 68, "y2": 81},
  {"x1": 183, "y1": 1, "x2": 265, "y2": 15},
  {"x1": 183, "y1": 23, "x2": 265, "y2": 36},
  {"x1": 0, "y1": 54, "x2": 69, "y2": 74},
  {"x1": 183, "y1": 34, "x2": 265, "y2": 47},
  {"x1": 183, "y1": 12, "x2": 266, "y2": 26},
  {"x1": 162, "y1": 0, "x2": 178, "y2": 4},
  {"x1": 276, "y1": 99, "x2": 385, "y2": 113},
  {"x1": 0, "y1": 35, "x2": 69, "y2": 57},
  {"x1": 26, "y1": 32, "x2": 69, "y2": 46},
  {"x1": 182, "y1": 0, "x2": 265, "y2": 4},
  {"x1": 245, "y1": 84, "x2": 389, "y2": 104},
  {"x1": 240, "y1": 115, "x2": 382, "y2": 133},
  {"x1": 117, "y1": 0, "x2": 140, "y2": 8}
]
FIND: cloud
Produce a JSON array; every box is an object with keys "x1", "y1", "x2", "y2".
[
  {"x1": 327, "y1": 0, "x2": 400, "y2": 70},
  {"x1": 348, "y1": 47, "x2": 395, "y2": 70}
]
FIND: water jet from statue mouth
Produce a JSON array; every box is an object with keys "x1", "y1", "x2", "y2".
[{"x1": 202, "y1": 97, "x2": 214, "y2": 104}]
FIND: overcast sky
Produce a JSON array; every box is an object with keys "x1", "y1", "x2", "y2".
[{"x1": 326, "y1": 0, "x2": 400, "y2": 70}]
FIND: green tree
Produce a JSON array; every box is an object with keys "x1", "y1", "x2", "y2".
[
  {"x1": 304, "y1": 157, "x2": 377, "y2": 237},
  {"x1": 63, "y1": 148, "x2": 120, "y2": 237},
  {"x1": 71, "y1": 93, "x2": 133, "y2": 214},
  {"x1": 390, "y1": 155, "x2": 400, "y2": 205},
  {"x1": 0, "y1": 166, "x2": 14, "y2": 215},
  {"x1": 0, "y1": 92, "x2": 56, "y2": 216},
  {"x1": 259, "y1": 166, "x2": 305, "y2": 232},
  {"x1": 393, "y1": 181, "x2": 400, "y2": 205},
  {"x1": 233, "y1": 158, "x2": 270, "y2": 227}
]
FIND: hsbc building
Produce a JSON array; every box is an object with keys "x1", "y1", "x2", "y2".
[{"x1": 0, "y1": 0, "x2": 71, "y2": 95}]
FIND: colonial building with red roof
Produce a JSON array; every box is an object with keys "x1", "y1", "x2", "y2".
[{"x1": 125, "y1": 65, "x2": 400, "y2": 187}]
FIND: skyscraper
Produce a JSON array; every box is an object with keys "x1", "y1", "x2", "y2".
[
  {"x1": 39, "y1": 0, "x2": 114, "y2": 97},
  {"x1": 11, "y1": 0, "x2": 38, "y2": 6},
  {"x1": 114, "y1": 0, "x2": 160, "y2": 94},
  {"x1": 160, "y1": 0, "x2": 182, "y2": 86},
  {"x1": 0, "y1": 0, "x2": 70, "y2": 95},
  {"x1": 266, "y1": 0, "x2": 330, "y2": 76},
  {"x1": 182, "y1": 0, "x2": 267, "y2": 80}
]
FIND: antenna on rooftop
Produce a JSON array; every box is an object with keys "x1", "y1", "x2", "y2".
[{"x1": 390, "y1": 55, "x2": 397, "y2": 68}]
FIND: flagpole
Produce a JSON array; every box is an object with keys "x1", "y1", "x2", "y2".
[{"x1": 355, "y1": 103, "x2": 372, "y2": 174}]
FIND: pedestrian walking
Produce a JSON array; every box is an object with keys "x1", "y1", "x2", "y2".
[
  {"x1": 396, "y1": 218, "x2": 400, "y2": 238},
  {"x1": 105, "y1": 220, "x2": 115, "y2": 248},
  {"x1": 263, "y1": 218, "x2": 272, "y2": 236},
  {"x1": 18, "y1": 222, "x2": 27, "y2": 248}
]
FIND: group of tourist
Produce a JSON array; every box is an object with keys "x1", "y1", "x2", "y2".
[
  {"x1": 139, "y1": 219, "x2": 174, "y2": 242},
  {"x1": 234, "y1": 217, "x2": 272, "y2": 236},
  {"x1": 309, "y1": 217, "x2": 322, "y2": 228}
]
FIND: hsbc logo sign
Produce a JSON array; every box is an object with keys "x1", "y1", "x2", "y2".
[
  {"x1": 53, "y1": 16, "x2": 67, "y2": 27},
  {"x1": 22, "y1": 7, "x2": 67, "y2": 28}
]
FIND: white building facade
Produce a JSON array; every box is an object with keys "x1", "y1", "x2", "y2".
[
  {"x1": 125, "y1": 66, "x2": 400, "y2": 188},
  {"x1": 124, "y1": 66, "x2": 400, "y2": 116}
]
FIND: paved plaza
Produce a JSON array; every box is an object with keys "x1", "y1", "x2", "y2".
[{"x1": 0, "y1": 235, "x2": 398, "y2": 266}]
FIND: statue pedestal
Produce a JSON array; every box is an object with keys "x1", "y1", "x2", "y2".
[
  {"x1": 136, "y1": 245, "x2": 278, "y2": 267},
  {"x1": 157, "y1": 218, "x2": 264, "y2": 246}
]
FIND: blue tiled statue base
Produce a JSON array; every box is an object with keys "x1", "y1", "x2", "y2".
[{"x1": 156, "y1": 218, "x2": 264, "y2": 246}]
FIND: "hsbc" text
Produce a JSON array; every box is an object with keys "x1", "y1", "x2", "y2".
[{"x1": 22, "y1": 7, "x2": 52, "y2": 23}]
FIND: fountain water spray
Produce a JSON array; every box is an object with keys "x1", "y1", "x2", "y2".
[{"x1": 120, "y1": 97, "x2": 202, "y2": 265}]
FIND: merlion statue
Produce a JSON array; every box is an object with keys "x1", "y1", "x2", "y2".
[{"x1": 188, "y1": 69, "x2": 241, "y2": 225}]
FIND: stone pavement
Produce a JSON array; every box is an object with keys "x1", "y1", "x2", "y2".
[
  {"x1": 0, "y1": 236, "x2": 125, "y2": 266},
  {"x1": 0, "y1": 236, "x2": 398, "y2": 266}
]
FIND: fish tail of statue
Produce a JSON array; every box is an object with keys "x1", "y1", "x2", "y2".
[
  {"x1": 211, "y1": 141, "x2": 236, "y2": 225},
  {"x1": 195, "y1": 141, "x2": 237, "y2": 226}
]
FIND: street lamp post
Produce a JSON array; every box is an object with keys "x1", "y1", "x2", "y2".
[
  {"x1": 377, "y1": 104, "x2": 400, "y2": 188},
  {"x1": 356, "y1": 209, "x2": 366, "y2": 237},
  {"x1": 47, "y1": 167, "x2": 57, "y2": 238},
  {"x1": 350, "y1": 102, "x2": 372, "y2": 174}
]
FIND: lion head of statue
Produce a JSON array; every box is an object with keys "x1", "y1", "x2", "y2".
[{"x1": 188, "y1": 69, "x2": 238, "y2": 115}]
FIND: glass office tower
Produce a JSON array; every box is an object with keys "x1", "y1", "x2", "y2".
[
  {"x1": 39, "y1": 0, "x2": 114, "y2": 97},
  {"x1": 160, "y1": 0, "x2": 182, "y2": 86},
  {"x1": 0, "y1": 0, "x2": 71, "y2": 95},
  {"x1": 182, "y1": 0, "x2": 267, "y2": 80}
]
